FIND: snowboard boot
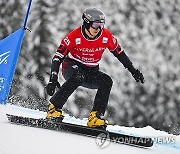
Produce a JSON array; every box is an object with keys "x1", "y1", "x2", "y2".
[
  {"x1": 87, "y1": 111, "x2": 108, "y2": 128},
  {"x1": 46, "y1": 104, "x2": 64, "y2": 122}
]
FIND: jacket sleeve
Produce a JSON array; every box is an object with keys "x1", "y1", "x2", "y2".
[
  {"x1": 111, "y1": 44, "x2": 136, "y2": 74},
  {"x1": 50, "y1": 31, "x2": 74, "y2": 74},
  {"x1": 50, "y1": 44, "x2": 69, "y2": 74}
]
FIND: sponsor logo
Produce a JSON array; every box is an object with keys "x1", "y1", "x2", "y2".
[
  {"x1": 0, "y1": 77, "x2": 5, "y2": 91},
  {"x1": 0, "y1": 51, "x2": 11, "y2": 64},
  {"x1": 0, "y1": 77, "x2": 5, "y2": 83},
  {"x1": 0, "y1": 85, "x2": 5, "y2": 91},
  {"x1": 102, "y1": 37, "x2": 108, "y2": 43},
  {"x1": 75, "y1": 38, "x2": 81, "y2": 45},
  {"x1": 82, "y1": 53, "x2": 94, "y2": 56},
  {"x1": 84, "y1": 13, "x2": 92, "y2": 21},
  {"x1": 81, "y1": 57, "x2": 96, "y2": 63},
  {"x1": 99, "y1": 15, "x2": 105, "y2": 20},
  {"x1": 75, "y1": 47, "x2": 106, "y2": 53},
  {"x1": 72, "y1": 65, "x2": 78, "y2": 69}
]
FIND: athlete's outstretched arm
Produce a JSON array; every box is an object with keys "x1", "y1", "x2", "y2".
[{"x1": 111, "y1": 44, "x2": 144, "y2": 83}]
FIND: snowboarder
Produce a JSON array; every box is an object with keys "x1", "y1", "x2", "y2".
[{"x1": 46, "y1": 8, "x2": 144, "y2": 128}]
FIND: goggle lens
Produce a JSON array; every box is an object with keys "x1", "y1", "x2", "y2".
[{"x1": 91, "y1": 22, "x2": 104, "y2": 30}]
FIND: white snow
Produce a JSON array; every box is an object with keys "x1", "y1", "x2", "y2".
[{"x1": 0, "y1": 104, "x2": 180, "y2": 154}]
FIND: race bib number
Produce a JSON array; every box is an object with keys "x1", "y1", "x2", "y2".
[{"x1": 64, "y1": 37, "x2": 70, "y2": 46}]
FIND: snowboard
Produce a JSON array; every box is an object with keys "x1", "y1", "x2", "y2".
[{"x1": 6, "y1": 114, "x2": 153, "y2": 148}]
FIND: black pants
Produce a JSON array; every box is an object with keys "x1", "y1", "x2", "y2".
[{"x1": 50, "y1": 58, "x2": 113, "y2": 115}]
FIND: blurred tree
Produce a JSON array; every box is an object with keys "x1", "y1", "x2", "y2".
[
  {"x1": 9, "y1": 0, "x2": 61, "y2": 110},
  {"x1": 0, "y1": 0, "x2": 26, "y2": 107},
  {"x1": 0, "y1": 0, "x2": 24, "y2": 38}
]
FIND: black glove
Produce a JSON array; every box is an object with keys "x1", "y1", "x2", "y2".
[
  {"x1": 46, "y1": 73, "x2": 61, "y2": 96},
  {"x1": 131, "y1": 69, "x2": 145, "y2": 84}
]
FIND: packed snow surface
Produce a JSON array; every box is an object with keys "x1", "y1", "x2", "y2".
[{"x1": 0, "y1": 104, "x2": 180, "y2": 154}]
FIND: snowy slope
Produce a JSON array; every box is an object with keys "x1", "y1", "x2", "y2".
[{"x1": 0, "y1": 104, "x2": 180, "y2": 154}]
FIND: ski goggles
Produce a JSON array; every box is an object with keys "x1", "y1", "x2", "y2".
[{"x1": 91, "y1": 22, "x2": 105, "y2": 30}]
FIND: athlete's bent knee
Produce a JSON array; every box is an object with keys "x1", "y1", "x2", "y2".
[{"x1": 100, "y1": 74, "x2": 113, "y2": 87}]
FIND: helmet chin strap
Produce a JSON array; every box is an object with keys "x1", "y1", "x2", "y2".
[
  {"x1": 86, "y1": 28, "x2": 94, "y2": 37},
  {"x1": 86, "y1": 27, "x2": 102, "y2": 38}
]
